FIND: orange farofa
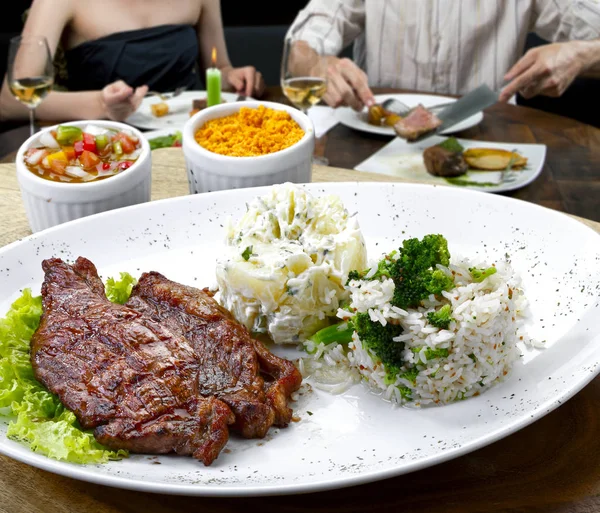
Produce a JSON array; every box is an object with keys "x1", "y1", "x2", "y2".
[{"x1": 195, "y1": 105, "x2": 304, "y2": 157}]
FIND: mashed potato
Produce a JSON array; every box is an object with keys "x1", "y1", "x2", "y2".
[{"x1": 215, "y1": 183, "x2": 367, "y2": 344}]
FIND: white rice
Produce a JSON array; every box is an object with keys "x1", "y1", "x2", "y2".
[{"x1": 299, "y1": 254, "x2": 536, "y2": 406}]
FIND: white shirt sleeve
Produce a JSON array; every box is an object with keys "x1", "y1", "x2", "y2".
[
  {"x1": 285, "y1": 0, "x2": 366, "y2": 56},
  {"x1": 531, "y1": 0, "x2": 600, "y2": 41}
]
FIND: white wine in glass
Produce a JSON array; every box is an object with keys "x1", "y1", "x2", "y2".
[
  {"x1": 7, "y1": 35, "x2": 54, "y2": 136},
  {"x1": 282, "y1": 77, "x2": 327, "y2": 111},
  {"x1": 281, "y1": 37, "x2": 329, "y2": 165}
]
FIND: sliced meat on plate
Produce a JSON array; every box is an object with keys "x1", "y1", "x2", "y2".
[{"x1": 393, "y1": 104, "x2": 442, "y2": 141}]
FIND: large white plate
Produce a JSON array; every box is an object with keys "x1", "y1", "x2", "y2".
[
  {"x1": 354, "y1": 136, "x2": 546, "y2": 193},
  {"x1": 125, "y1": 91, "x2": 254, "y2": 130},
  {"x1": 0, "y1": 183, "x2": 598, "y2": 496},
  {"x1": 335, "y1": 93, "x2": 484, "y2": 136}
]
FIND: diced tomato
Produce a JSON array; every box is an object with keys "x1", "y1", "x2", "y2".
[
  {"x1": 74, "y1": 140, "x2": 84, "y2": 157},
  {"x1": 49, "y1": 159, "x2": 67, "y2": 175},
  {"x1": 118, "y1": 161, "x2": 133, "y2": 170},
  {"x1": 114, "y1": 132, "x2": 136, "y2": 154},
  {"x1": 172, "y1": 140, "x2": 182, "y2": 147},
  {"x1": 79, "y1": 150, "x2": 101, "y2": 170},
  {"x1": 62, "y1": 146, "x2": 76, "y2": 161},
  {"x1": 82, "y1": 133, "x2": 97, "y2": 153},
  {"x1": 102, "y1": 162, "x2": 111, "y2": 170}
]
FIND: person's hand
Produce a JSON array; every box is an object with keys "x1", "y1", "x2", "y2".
[
  {"x1": 499, "y1": 41, "x2": 587, "y2": 102},
  {"x1": 322, "y1": 57, "x2": 375, "y2": 111},
  {"x1": 100, "y1": 80, "x2": 148, "y2": 121},
  {"x1": 222, "y1": 66, "x2": 265, "y2": 97}
]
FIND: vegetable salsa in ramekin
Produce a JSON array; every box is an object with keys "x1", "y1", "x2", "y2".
[{"x1": 23, "y1": 124, "x2": 142, "y2": 183}]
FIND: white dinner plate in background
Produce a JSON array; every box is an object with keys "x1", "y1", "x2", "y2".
[
  {"x1": 126, "y1": 91, "x2": 254, "y2": 130},
  {"x1": 335, "y1": 93, "x2": 484, "y2": 136}
]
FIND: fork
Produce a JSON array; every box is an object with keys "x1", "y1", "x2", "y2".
[
  {"x1": 145, "y1": 86, "x2": 188, "y2": 101},
  {"x1": 381, "y1": 98, "x2": 453, "y2": 116}
]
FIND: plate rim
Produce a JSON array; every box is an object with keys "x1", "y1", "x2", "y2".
[
  {"x1": 0, "y1": 181, "x2": 598, "y2": 496},
  {"x1": 125, "y1": 91, "x2": 253, "y2": 130},
  {"x1": 334, "y1": 93, "x2": 484, "y2": 136}
]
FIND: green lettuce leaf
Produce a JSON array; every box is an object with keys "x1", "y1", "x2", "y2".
[
  {"x1": 105, "y1": 272, "x2": 137, "y2": 304},
  {"x1": 0, "y1": 274, "x2": 135, "y2": 464}
]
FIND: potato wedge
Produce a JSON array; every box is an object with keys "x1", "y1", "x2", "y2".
[
  {"x1": 383, "y1": 113, "x2": 402, "y2": 126},
  {"x1": 150, "y1": 102, "x2": 169, "y2": 117},
  {"x1": 463, "y1": 148, "x2": 527, "y2": 170},
  {"x1": 367, "y1": 104, "x2": 385, "y2": 125}
]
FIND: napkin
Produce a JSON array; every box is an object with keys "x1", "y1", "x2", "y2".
[{"x1": 308, "y1": 106, "x2": 339, "y2": 138}]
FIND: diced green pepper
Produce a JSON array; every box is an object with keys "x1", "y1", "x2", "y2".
[
  {"x1": 56, "y1": 125, "x2": 83, "y2": 145},
  {"x1": 95, "y1": 134, "x2": 109, "y2": 151},
  {"x1": 112, "y1": 140, "x2": 123, "y2": 156}
]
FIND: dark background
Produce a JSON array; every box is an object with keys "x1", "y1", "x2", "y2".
[{"x1": 0, "y1": 1, "x2": 597, "y2": 133}]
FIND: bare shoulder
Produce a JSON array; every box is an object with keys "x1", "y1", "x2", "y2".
[
  {"x1": 28, "y1": 0, "x2": 75, "y2": 17},
  {"x1": 21, "y1": 0, "x2": 75, "y2": 48}
]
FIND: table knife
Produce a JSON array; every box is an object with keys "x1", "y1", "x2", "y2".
[{"x1": 409, "y1": 84, "x2": 500, "y2": 143}]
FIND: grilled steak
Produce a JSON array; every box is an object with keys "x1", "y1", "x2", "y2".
[
  {"x1": 30, "y1": 257, "x2": 234, "y2": 464},
  {"x1": 393, "y1": 104, "x2": 442, "y2": 141},
  {"x1": 126, "y1": 272, "x2": 302, "y2": 437},
  {"x1": 30, "y1": 257, "x2": 302, "y2": 464}
]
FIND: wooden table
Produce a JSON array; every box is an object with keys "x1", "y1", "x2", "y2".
[
  {"x1": 1, "y1": 86, "x2": 599, "y2": 222},
  {"x1": 0, "y1": 89, "x2": 599, "y2": 512}
]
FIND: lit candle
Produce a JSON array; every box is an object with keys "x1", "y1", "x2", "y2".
[{"x1": 206, "y1": 47, "x2": 221, "y2": 107}]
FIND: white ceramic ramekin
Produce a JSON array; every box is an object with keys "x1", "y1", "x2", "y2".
[
  {"x1": 182, "y1": 100, "x2": 314, "y2": 193},
  {"x1": 16, "y1": 120, "x2": 152, "y2": 233}
]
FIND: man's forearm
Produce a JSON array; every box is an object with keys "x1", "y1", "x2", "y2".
[
  {"x1": 578, "y1": 39, "x2": 600, "y2": 78},
  {"x1": 289, "y1": 40, "x2": 341, "y2": 77}
]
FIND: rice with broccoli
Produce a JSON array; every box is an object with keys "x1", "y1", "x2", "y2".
[{"x1": 301, "y1": 234, "x2": 535, "y2": 406}]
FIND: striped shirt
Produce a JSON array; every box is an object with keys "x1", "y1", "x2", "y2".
[{"x1": 287, "y1": 0, "x2": 600, "y2": 95}]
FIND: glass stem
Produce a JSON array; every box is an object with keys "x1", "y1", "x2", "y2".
[{"x1": 29, "y1": 108, "x2": 35, "y2": 137}]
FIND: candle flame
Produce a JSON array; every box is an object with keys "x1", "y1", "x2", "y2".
[{"x1": 211, "y1": 47, "x2": 217, "y2": 67}]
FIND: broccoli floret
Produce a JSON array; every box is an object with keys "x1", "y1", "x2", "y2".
[
  {"x1": 399, "y1": 386, "x2": 413, "y2": 400},
  {"x1": 412, "y1": 345, "x2": 451, "y2": 360},
  {"x1": 346, "y1": 270, "x2": 362, "y2": 283},
  {"x1": 348, "y1": 235, "x2": 455, "y2": 309},
  {"x1": 469, "y1": 266, "x2": 497, "y2": 282},
  {"x1": 352, "y1": 312, "x2": 404, "y2": 374},
  {"x1": 389, "y1": 235, "x2": 455, "y2": 309},
  {"x1": 346, "y1": 252, "x2": 397, "y2": 284},
  {"x1": 426, "y1": 304, "x2": 454, "y2": 329},
  {"x1": 398, "y1": 366, "x2": 420, "y2": 385}
]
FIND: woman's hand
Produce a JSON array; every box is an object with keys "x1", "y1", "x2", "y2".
[
  {"x1": 499, "y1": 41, "x2": 590, "y2": 102},
  {"x1": 222, "y1": 66, "x2": 265, "y2": 97},
  {"x1": 99, "y1": 80, "x2": 148, "y2": 121}
]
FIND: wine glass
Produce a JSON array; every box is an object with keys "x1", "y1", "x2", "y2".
[
  {"x1": 7, "y1": 35, "x2": 54, "y2": 137},
  {"x1": 281, "y1": 36, "x2": 329, "y2": 165}
]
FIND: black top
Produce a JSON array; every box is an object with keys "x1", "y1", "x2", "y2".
[{"x1": 64, "y1": 24, "x2": 203, "y2": 92}]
